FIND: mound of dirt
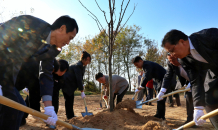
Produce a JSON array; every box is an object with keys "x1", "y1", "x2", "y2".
[
  {"x1": 68, "y1": 108, "x2": 170, "y2": 130},
  {"x1": 141, "y1": 121, "x2": 171, "y2": 130},
  {"x1": 115, "y1": 98, "x2": 136, "y2": 110}
]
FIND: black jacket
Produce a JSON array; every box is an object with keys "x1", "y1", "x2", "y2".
[
  {"x1": 0, "y1": 15, "x2": 61, "y2": 96},
  {"x1": 62, "y1": 61, "x2": 86, "y2": 96},
  {"x1": 180, "y1": 28, "x2": 218, "y2": 106},
  {"x1": 161, "y1": 61, "x2": 188, "y2": 90},
  {"x1": 141, "y1": 61, "x2": 166, "y2": 90}
]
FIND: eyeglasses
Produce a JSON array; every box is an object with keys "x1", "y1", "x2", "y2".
[{"x1": 168, "y1": 44, "x2": 177, "y2": 55}]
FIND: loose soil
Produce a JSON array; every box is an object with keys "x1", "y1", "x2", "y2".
[{"x1": 20, "y1": 94, "x2": 214, "y2": 130}]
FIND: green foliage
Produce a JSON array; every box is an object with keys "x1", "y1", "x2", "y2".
[{"x1": 84, "y1": 80, "x2": 100, "y2": 93}]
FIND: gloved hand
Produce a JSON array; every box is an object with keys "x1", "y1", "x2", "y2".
[
  {"x1": 107, "y1": 105, "x2": 110, "y2": 109},
  {"x1": 194, "y1": 106, "x2": 206, "y2": 126},
  {"x1": 185, "y1": 83, "x2": 191, "y2": 92},
  {"x1": 81, "y1": 92, "x2": 86, "y2": 98},
  {"x1": 22, "y1": 88, "x2": 29, "y2": 95},
  {"x1": 44, "y1": 106, "x2": 58, "y2": 126},
  {"x1": 156, "y1": 88, "x2": 167, "y2": 101},
  {"x1": 135, "y1": 88, "x2": 140, "y2": 93},
  {"x1": 0, "y1": 85, "x2": 3, "y2": 96}
]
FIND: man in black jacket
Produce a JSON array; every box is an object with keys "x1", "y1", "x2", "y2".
[
  {"x1": 0, "y1": 15, "x2": 78, "y2": 129},
  {"x1": 157, "y1": 54, "x2": 194, "y2": 125},
  {"x1": 132, "y1": 56, "x2": 167, "y2": 120},
  {"x1": 162, "y1": 28, "x2": 218, "y2": 128},
  {"x1": 61, "y1": 51, "x2": 91, "y2": 119},
  {"x1": 16, "y1": 59, "x2": 69, "y2": 126}
]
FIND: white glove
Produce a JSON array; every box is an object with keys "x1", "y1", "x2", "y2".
[
  {"x1": 135, "y1": 88, "x2": 140, "y2": 93},
  {"x1": 44, "y1": 106, "x2": 58, "y2": 126},
  {"x1": 194, "y1": 106, "x2": 206, "y2": 126},
  {"x1": 81, "y1": 92, "x2": 86, "y2": 98},
  {"x1": 185, "y1": 83, "x2": 191, "y2": 92},
  {"x1": 0, "y1": 85, "x2": 3, "y2": 96},
  {"x1": 107, "y1": 105, "x2": 110, "y2": 109},
  {"x1": 22, "y1": 88, "x2": 29, "y2": 95},
  {"x1": 156, "y1": 88, "x2": 167, "y2": 101}
]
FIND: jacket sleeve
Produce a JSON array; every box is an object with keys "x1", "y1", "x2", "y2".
[
  {"x1": 188, "y1": 68, "x2": 207, "y2": 106},
  {"x1": 141, "y1": 64, "x2": 152, "y2": 87},
  {"x1": 39, "y1": 59, "x2": 54, "y2": 100},
  {"x1": 74, "y1": 65, "x2": 84, "y2": 91},
  {"x1": 161, "y1": 62, "x2": 175, "y2": 89}
]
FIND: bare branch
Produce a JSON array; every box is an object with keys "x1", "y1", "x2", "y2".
[
  {"x1": 114, "y1": 0, "x2": 125, "y2": 37},
  {"x1": 88, "y1": 14, "x2": 102, "y2": 32},
  {"x1": 116, "y1": 3, "x2": 137, "y2": 35},
  {"x1": 78, "y1": 0, "x2": 104, "y2": 30},
  {"x1": 95, "y1": 0, "x2": 109, "y2": 24}
]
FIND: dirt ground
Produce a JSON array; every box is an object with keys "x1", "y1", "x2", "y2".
[{"x1": 20, "y1": 94, "x2": 214, "y2": 130}]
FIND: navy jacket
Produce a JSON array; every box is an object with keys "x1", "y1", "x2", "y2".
[
  {"x1": 161, "y1": 61, "x2": 188, "y2": 90},
  {"x1": 180, "y1": 28, "x2": 218, "y2": 106},
  {"x1": 62, "y1": 61, "x2": 86, "y2": 96},
  {"x1": 141, "y1": 61, "x2": 166, "y2": 90},
  {"x1": 0, "y1": 15, "x2": 61, "y2": 96}
]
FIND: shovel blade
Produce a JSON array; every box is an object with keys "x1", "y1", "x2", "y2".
[
  {"x1": 135, "y1": 101, "x2": 142, "y2": 109},
  {"x1": 81, "y1": 112, "x2": 93, "y2": 117}
]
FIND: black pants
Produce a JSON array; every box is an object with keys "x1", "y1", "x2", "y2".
[
  {"x1": 21, "y1": 78, "x2": 41, "y2": 121},
  {"x1": 63, "y1": 91, "x2": 75, "y2": 119},
  {"x1": 185, "y1": 92, "x2": 194, "y2": 122},
  {"x1": 146, "y1": 87, "x2": 153, "y2": 101},
  {"x1": 205, "y1": 86, "x2": 218, "y2": 130},
  {"x1": 113, "y1": 85, "x2": 129, "y2": 108},
  {"x1": 0, "y1": 64, "x2": 26, "y2": 130},
  {"x1": 52, "y1": 84, "x2": 62, "y2": 114}
]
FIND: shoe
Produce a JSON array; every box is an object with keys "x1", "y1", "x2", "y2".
[
  {"x1": 20, "y1": 119, "x2": 26, "y2": 126},
  {"x1": 154, "y1": 114, "x2": 160, "y2": 118},
  {"x1": 168, "y1": 104, "x2": 174, "y2": 107},
  {"x1": 148, "y1": 103, "x2": 154, "y2": 106}
]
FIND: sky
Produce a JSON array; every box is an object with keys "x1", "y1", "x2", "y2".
[{"x1": 0, "y1": 0, "x2": 218, "y2": 47}]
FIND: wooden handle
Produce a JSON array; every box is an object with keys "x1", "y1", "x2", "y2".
[
  {"x1": 0, "y1": 96, "x2": 75, "y2": 129},
  {"x1": 176, "y1": 108, "x2": 218, "y2": 130},
  {"x1": 83, "y1": 98, "x2": 87, "y2": 107},
  {"x1": 178, "y1": 85, "x2": 187, "y2": 90},
  {"x1": 146, "y1": 88, "x2": 191, "y2": 103}
]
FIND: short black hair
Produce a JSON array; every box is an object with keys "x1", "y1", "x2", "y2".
[
  {"x1": 95, "y1": 72, "x2": 103, "y2": 80},
  {"x1": 132, "y1": 56, "x2": 143, "y2": 63},
  {"x1": 80, "y1": 51, "x2": 91, "y2": 61},
  {"x1": 161, "y1": 29, "x2": 188, "y2": 47},
  {"x1": 53, "y1": 59, "x2": 59, "y2": 72},
  {"x1": 59, "y1": 59, "x2": 69, "y2": 72},
  {"x1": 51, "y1": 15, "x2": 79, "y2": 33},
  {"x1": 53, "y1": 59, "x2": 69, "y2": 72}
]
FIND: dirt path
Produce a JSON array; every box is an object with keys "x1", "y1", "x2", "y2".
[{"x1": 20, "y1": 94, "x2": 214, "y2": 130}]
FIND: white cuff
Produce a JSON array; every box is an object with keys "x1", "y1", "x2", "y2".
[
  {"x1": 194, "y1": 106, "x2": 204, "y2": 110},
  {"x1": 160, "y1": 88, "x2": 167, "y2": 93},
  {"x1": 187, "y1": 83, "x2": 191, "y2": 88}
]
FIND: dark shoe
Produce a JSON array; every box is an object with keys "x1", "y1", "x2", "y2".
[
  {"x1": 20, "y1": 119, "x2": 26, "y2": 126},
  {"x1": 148, "y1": 103, "x2": 154, "y2": 106},
  {"x1": 162, "y1": 117, "x2": 166, "y2": 120},
  {"x1": 154, "y1": 114, "x2": 160, "y2": 118},
  {"x1": 168, "y1": 104, "x2": 174, "y2": 107}
]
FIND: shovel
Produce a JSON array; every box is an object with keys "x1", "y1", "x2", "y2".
[
  {"x1": 132, "y1": 76, "x2": 144, "y2": 109},
  {"x1": 81, "y1": 98, "x2": 93, "y2": 117},
  {"x1": 0, "y1": 95, "x2": 102, "y2": 130},
  {"x1": 137, "y1": 88, "x2": 191, "y2": 107},
  {"x1": 173, "y1": 108, "x2": 218, "y2": 130}
]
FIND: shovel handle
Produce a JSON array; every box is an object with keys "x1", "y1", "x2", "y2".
[
  {"x1": 141, "y1": 88, "x2": 190, "y2": 104},
  {"x1": 83, "y1": 98, "x2": 87, "y2": 107},
  {"x1": 176, "y1": 108, "x2": 218, "y2": 130},
  {"x1": 0, "y1": 95, "x2": 76, "y2": 129}
]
